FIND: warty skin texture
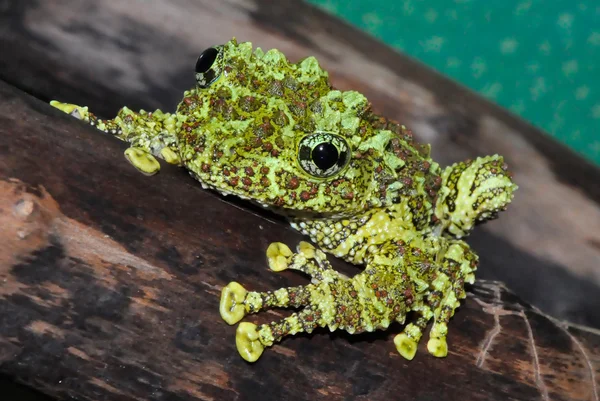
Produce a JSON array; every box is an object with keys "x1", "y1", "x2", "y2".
[{"x1": 51, "y1": 38, "x2": 517, "y2": 362}]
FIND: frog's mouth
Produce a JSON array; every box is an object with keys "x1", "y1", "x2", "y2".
[{"x1": 190, "y1": 170, "x2": 357, "y2": 221}]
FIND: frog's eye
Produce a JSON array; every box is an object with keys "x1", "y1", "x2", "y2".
[
  {"x1": 195, "y1": 46, "x2": 223, "y2": 88},
  {"x1": 298, "y1": 132, "x2": 351, "y2": 178}
]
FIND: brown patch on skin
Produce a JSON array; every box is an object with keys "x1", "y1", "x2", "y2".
[{"x1": 26, "y1": 320, "x2": 65, "y2": 339}]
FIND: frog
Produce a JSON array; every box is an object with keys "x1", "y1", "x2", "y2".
[{"x1": 51, "y1": 38, "x2": 517, "y2": 363}]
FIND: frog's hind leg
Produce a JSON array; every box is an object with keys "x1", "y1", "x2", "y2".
[
  {"x1": 221, "y1": 241, "x2": 347, "y2": 362},
  {"x1": 50, "y1": 101, "x2": 181, "y2": 175},
  {"x1": 426, "y1": 280, "x2": 467, "y2": 357},
  {"x1": 426, "y1": 242, "x2": 476, "y2": 358}
]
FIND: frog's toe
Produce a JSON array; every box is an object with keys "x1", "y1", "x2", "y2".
[
  {"x1": 266, "y1": 242, "x2": 293, "y2": 272},
  {"x1": 297, "y1": 241, "x2": 317, "y2": 258},
  {"x1": 427, "y1": 337, "x2": 448, "y2": 358},
  {"x1": 50, "y1": 101, "x2": 89, "y2": 120},
  {"x1": 160, "y1": 147, "x2": 181, "y2": 165},
  {"x1": 394, "y1": 333, "x2": 419, "y2": 360},
  {"x1": 220, "y1": 282, "x2": 247, "y2": 325},
  {"x1": 236, "y1": 322, "x2": 265, "y2": 362},
  {"x1": 124, "y1": 147, "x2": 161, "y2": 176}
]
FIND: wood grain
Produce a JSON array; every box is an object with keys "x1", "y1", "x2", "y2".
[{"x1": 1, "y1": 79, "x2": 599, "y2": 401}]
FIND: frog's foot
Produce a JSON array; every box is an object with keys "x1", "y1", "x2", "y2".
[
  {"x1": 159, "y1": 147, "x2": 181, "y2": 165},
  {"x1": 50, "y1": 101, "x2": 90, "y2": 121},
  {"x1": 266, "y1": 242, "x2": 293, "y2": 272},
  {"x1": 236, "y1": 322, "x2": 265, "y2": 362},
  {"x1": 396, "y1": 326, "x2": 447, "y2": 360},
  {"x1": 227, "y1": 285, "x2": 321, "y2": 361},
  {"x1": 235, "y1": 307, "x2": 326, "y2": 362},
  {"x1": 427, "y1": 336, "x2": 448, "y2": 358},
  {"x1": 426, "y1": 311, "x2": 454, "y2": 358},
  {"x1": 425, "y1": 282, "x2": 463, "y2": 358},
  {"x1": 124, "y1": 147, "x2": 161, "y2": 176},
  {"x1": 50, "y1": 100, "x2": 127, "y2": 138},
  {"x1": 394, "y1": 311, "x2": 432, "y2": 360},
  {"x1": 224, "y1": 243, "x2": 359, "y2": 362},
  {"x1": 220, "y1": 282, "x2": 248, "y2": 325},
  {"x1": 266, "y1": 241, "x2": 335, "y2": 281},
  {"x1": 394, "y1": 333, "x2": 419, "y2": 361}
]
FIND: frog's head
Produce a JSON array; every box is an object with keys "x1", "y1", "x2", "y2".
[
  {"x1": 434, "y1": 155, "x2": 518, "y2": 238},
  {"x1": 179, "y1": 39, "x2": 442, "y2": 217}
]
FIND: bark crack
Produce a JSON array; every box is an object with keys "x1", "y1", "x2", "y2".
[
  {"x1": 532, "y1": 307, "x2": 598, "y2": 401},
  {"x1": 474, "y1": 283, "x2": 505, "y2": 368},
  {"x1": 471, "y1": 281, "x2": 551, "y2": 400},
  {"x1": 566, "y1": 326, "x2": 599, "y2": 401},
  {"x1": 473, "y1": 282, "x2": 516, "y2": 368},
  {"x1": 520, "y1": 310, "x2": 550, "y2": 401},
  {"x1": 476, "y1": 310, "x2": 500, "y2": 368}
]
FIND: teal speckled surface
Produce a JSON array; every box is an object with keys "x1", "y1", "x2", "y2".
[{"x1": 308, "y1": 0, "x2": 600, "y2": 165}]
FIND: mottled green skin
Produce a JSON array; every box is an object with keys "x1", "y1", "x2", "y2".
[{"x1": 51, "y1": 38, "x2": 517, "y2": 362}]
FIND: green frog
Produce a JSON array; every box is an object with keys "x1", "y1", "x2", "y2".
[{"x1": 51, "y1": 38, "x2": 517, "y2": 363}]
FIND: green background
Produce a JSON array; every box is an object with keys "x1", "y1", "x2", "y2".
[{"x1": 307, "y1": 0, "x2": 600, "y2": 166}]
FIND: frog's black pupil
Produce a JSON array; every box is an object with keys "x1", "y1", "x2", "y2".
[
  {"x1": 195, "y1": 47, "x2": 218, "y2": 73},
  {"x1": 312, "y1": 142, "x2": 339, "y2": 170}
]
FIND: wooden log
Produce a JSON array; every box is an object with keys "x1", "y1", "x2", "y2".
[
  {"x1": 0, "y1": 0, "x2": 598, "y2": 331},
  {"x1": 1, "y1": 77, "x2": 599, "y2": 401}
]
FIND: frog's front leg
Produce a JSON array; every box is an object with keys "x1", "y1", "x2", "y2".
[
  {"x1": 50, "y1": 101, "x2": 181, "y2": 175},
  {"x1": 393, "y1": 307, "x2": 434, "y2": 360},
  {"x1": 220, "y1": 242, "x2": 334, "y2": 326},
  {"x1": 221, "y1": 241, "x2": 412, "y2": 362},
  {"x1": 221, "y1": 242, "x2": 339, "y2": 361},
  {"x1": 221, "y1": 238, "x2": 478, "y2": 362}
]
